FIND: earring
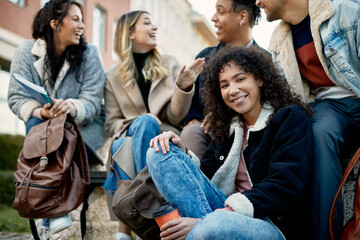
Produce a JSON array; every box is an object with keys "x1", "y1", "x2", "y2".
[
  {"x1": 240, "y1": 22, "x2": 243, "y2": 27},
  {"x1": 56, "y1": 27, "x2": 60, "y2": 31}
]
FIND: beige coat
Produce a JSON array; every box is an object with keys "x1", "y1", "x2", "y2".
[{"x1": 105, "y1": 54, "x2": 194, "y2": 138}]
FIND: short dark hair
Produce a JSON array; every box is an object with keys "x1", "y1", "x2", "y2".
[{"x1": 231, "y1": 0, "x2": 261, "y2": 26}]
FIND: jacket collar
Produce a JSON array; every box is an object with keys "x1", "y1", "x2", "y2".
[
  {"x1": 212, "y1": 103, "x2": 273, "y2": 196},
  {"x1": 31, "y1": 39, "x2": 70, "y2": 95},
  {"x1": 229, "y1": 103, "x2": 274, "y2": 136},
  {"x1": 269, "y1": 0, "x2": 334, "y2": 53}
]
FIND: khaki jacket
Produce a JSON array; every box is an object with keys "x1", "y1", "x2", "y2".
[{"x1": 105, "y1": 54, "x2": 194, "y2": 138}]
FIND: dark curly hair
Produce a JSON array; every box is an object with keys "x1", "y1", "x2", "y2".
[
  {"x1": 202, "y1": 46, "x2": 312, "y2": 143},
  {"x1": 232, "y1": 0, "x2": 261, "y2": 26},
  {"x1": 32, "y1": 0, "x2": 87, "y2": 88}
]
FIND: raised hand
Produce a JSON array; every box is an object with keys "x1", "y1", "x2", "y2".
[{"x1": 175, "y1": 58, "x2": 205, "y2": 92}]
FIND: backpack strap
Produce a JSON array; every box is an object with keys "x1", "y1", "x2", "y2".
[
  {"x1": 29, "y1": 219, "x2": 40, "y2": 240},
  {"x1": 330, "y1": 147, "x2": 360, "y2": 239},
  {"x1": 80, "y1": 184, "x2": 93, "y2": 239}
]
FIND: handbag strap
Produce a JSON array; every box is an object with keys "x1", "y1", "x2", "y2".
[
  {"x1": 38, "y1": 119, "x2": 51, "y2": 172},
  {"x1": 330, "y1": 147, "x2": 360, "y2": 240}
]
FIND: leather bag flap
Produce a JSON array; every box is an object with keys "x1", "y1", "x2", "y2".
[
  {"x1": 22, "y1": 114, "x2": 66, "y2": 159},
  {"x1": 132, "y1": 169, "x2": 164, "y2": 219}
]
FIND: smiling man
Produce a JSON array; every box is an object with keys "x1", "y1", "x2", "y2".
[
  {"x1": 181, "y1": 0, "x2": 264, "y2": 159},
  {"x1": 256, "y1": 0, "x2": 360, "y2": 239}
]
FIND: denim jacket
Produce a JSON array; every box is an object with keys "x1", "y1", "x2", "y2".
[{"x1": 269, "y1": 0, "x2": 360, "y2": 102}]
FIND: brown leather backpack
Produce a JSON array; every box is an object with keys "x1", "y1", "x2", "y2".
[
  {"x1": 330, "y1": 147, "x2": 360, "y2": 240},
  {"x1": 12, "y1": 114, "x2": 92, "y2": 239}
]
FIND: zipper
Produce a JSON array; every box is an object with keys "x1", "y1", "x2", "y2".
[{"x1": 15, "y1": 182, "x2": 58, "y2": 190}]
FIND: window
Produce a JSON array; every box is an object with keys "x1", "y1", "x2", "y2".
[
  {"x1": 8, "y1": 0, "x2": 25, "y2": 7},
  {"x1": 92, "y1": 6, "x2": 106, "y2": 51}
]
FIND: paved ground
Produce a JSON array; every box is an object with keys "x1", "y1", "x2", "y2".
[{"x1": 0, "y1": 232, "x2": 31, "y2": 240}]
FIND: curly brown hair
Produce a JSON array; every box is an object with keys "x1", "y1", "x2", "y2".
[{"x1": 202, "y1": 46, "x2": 312, "y2": 143}]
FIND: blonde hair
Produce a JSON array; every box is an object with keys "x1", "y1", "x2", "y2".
[{"x1": 114, "y1": 11, "x2": 168, "y2": 86}]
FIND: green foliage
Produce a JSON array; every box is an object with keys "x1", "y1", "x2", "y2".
[
  {"x1": 0, "y1": 134, "x2": 24, "y2": 170},
  {"x1": 0, "y1": 170, "x2": 15, "y2": 206},
  {"x1": 0, "y1": 204, "x2": 30, "y2": 233}
]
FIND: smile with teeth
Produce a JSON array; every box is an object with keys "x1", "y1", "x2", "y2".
[{"x1": 232, "y1": 95, "x2": 248, "y2": 103}]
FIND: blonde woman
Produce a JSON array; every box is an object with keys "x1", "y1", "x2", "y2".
[{"x1": 102, "y1": 11, "x2": 205, "y2": 240}]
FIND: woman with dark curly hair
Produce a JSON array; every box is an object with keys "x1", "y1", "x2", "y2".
[{"x1": 146, "y1": 47, "x2": 315, "y2": 239}]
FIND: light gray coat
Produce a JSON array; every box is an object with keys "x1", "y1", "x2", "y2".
[{"x1": 8, "y1": 39, "x2": 107, "y2": 164}]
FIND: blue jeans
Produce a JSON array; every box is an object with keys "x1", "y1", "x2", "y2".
[
  {"x1": 103, "y1": 115, "x2": 160, "y2": 192},
  {"x1": 309, "y1": 98, "x2": 360, "y2": 240},
  {"x1": 146, "y1": 143, "x2": 284, "y2": 239}
]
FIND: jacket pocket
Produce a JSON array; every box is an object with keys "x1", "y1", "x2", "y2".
[{"x1": 324, "y1": 36, "x2": 346, "y2": 58}]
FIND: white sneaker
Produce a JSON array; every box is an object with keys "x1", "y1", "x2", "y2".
[
  {"x1": 49, "y1": 214, "x2": 72, "y2": 234},
  {"x1": 115, "y1": 232, "x2": 131, "y2": 240}
]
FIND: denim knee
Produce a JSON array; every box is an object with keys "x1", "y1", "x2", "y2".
[
  {"x1": 146, "y1": 144, "x2": 175, "y2": 171},
  {"x1": 132, "y1": 114, "x2": 159, "y2": 129},
  {"x1": 26, "y1": 117, "x2": 43, "y2": 134}
]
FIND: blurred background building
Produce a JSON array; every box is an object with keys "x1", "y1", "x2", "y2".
[{"x1": 0, "y1": 0, "x2": 217, "y2": 136}]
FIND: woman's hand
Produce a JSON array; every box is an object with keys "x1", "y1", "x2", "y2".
[
  {"x1": 150, "y1": 131, "x2": 185, "y2": 155},
  {"x1": 159, "y1": 217, "x2": 201, "y2": 240},
  {"x1": 147, "y1": 113, "x2": 162, "y2": 126},
  {"x1": 40, "y1": 102, "x2": 53, "y2": 119},
  {"x1": 175, "y1": 58, "x2": 205, "y2": 92},
  {"x1": 40, "y1": 98, "x2": 70, "y2": 119},
  {"x1": 49, "y1": 98, "x2": 71, "y2": 118},
  {"x1": 201, "y1": 112, "x2": 214, "y2": 134}
]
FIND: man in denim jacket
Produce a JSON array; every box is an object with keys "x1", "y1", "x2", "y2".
[{"x1": 255, "y1": 0, "x2": 360, "y2": 239}]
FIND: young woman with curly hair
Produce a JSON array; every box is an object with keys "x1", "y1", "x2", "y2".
[
  {"x1": 146, "y1": 46, "x2": 315, "y2": 240},
  {"x1": 7, "y1": 0, "x2": 106, "y2": 237},
  {"x1": 102, "y1": 11, "x2": 205, "y2": 240}
]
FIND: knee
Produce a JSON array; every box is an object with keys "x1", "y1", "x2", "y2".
[
  {"x1": 146, "y1": 143, "x2": 177, "y2": 172},
  {"x1": 190, "y1": 212, "x2": 229, "y2": 238},
  {"x1": 146, "y1": 146, "x2": 158, "y2": 168},
  {"x1": 135, "y1": 114, "x2": 159, "y2": 127},
  {"x1": 180, "y1": 123, "x2": 203, "y2": 140},
  {"x1": 312, "y1": 120, "x2": 343, "y2": 145}
]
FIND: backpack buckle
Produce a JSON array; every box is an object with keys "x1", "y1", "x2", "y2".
[{"x1": 40, "y1": 157, "x2": 48, "y2": 167}]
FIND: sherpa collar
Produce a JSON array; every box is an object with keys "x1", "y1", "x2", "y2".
[{"x1": 212, "y1": 103, "x2": 274, "y2": 196}]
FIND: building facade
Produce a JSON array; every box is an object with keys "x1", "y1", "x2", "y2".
[{"x1": 0, "y1": 0, "x2": 217, "y2": 135}]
